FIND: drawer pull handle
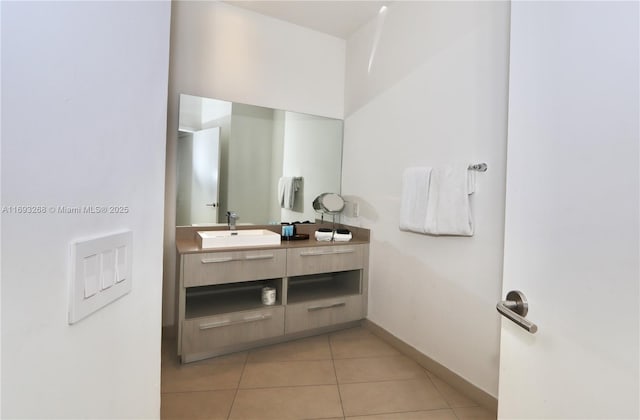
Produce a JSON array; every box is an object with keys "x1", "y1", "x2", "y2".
[
  {"x1": 199, "y1": 314, "x2": 273, "y2": 330},
  {"x1": 307, "y1": 302, "x2": 347, "y2": 312},
  {"x1": 244, "y1": 254, "x2": 275, "y2": 261},
  {"x1": 200, "y1": 257, "x2": 233, "y2": 264},
  {"x1": 200, "y1": 254, "x2": 275, "y2": 264},
  {"x1": 300, "y1": 249, "x2": 355, "y2": 257}
]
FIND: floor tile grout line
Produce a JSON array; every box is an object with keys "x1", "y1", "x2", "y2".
[
  {"x1": 328, "y1": 333, "x2": 346, "y2": 419},
  {"x1": 237, "y1": 381, "x2": 338, "y2": 391},
  {"x1": 243, "y1": 357, "x2": 334, "y2": 365},
  {"x1": 335, "y1": 372, "x2": 434, "y2": 386},
  {"x1": 338, "y1": 375, "x2": 439, "y2": 387},
  {"x1": 452, "y1": 406, "x2": 463, "y2": 420},
  {"x1": 332, "y1": 353, "x2": 416, "y2": 361},
  {"x1": 331, "y1": 353, "x2": 402, "y2": 360},
  {"x1": 227, "y1": 382, "x2": 343, "y2": 392},
  {"x1": 348, "y1": 407, "x2": 461, "y2": 419},
  {"x1": 225, "y1": 351, "x2": 249, "y2": 420},
  {"x1": 423, "y1": 369, "x2": 480, "y2": 408},
  {"x1": 161, "y1": 388, "x2": 239, "y2": 395},
  {"x1": 422, "y1": 368, "x2": 454, "y2": 411}
]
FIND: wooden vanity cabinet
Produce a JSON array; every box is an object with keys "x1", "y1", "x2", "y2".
[
  {"x1": 183, "y1": 249, "x2": 286, "y2": 287},
  {"x1": 176, "y1": 242, "x2": 368, "y2": 363}
]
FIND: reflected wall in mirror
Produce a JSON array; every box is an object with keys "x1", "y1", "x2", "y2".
[{"x1": 176, "y1": 94, "x2": 344, "y2": 226}]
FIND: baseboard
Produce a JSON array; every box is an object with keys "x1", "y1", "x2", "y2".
[{"x1": 362, "y1": 319, "x2": 498, "y2": 414}]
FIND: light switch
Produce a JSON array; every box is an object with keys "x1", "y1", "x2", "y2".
[
  {"x1": 115, "y1": 246, "x2": 127, "y2": 283},
  {"x1": 83, "y1": 254, "x2": 99, "y2": 298},
  {"x1": 101, "y1": 249, "x2": 115, "y2": 290},
  {"x1": 69, "y1": 230, "x2": 133, "y2": 324},
  {"x1": 343, "y1": 201, "x2": 360, "y2": 218}
]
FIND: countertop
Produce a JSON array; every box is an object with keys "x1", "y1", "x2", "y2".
[{"x1": 176, "y1": 222, "x2": 370, "y2": 255}]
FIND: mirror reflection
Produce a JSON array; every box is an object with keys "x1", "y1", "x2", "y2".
[{"x1": 176, "y1": 94, "x2": 344, "y2": 226}]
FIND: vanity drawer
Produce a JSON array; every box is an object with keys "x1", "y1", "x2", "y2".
[
  {"x1": 285, "y1": 295, "x2": 363, "y2": 334},
  {"x1": 183, "y1": 249, "x2": 286, "y2": 287},
  {"x1": 287, "y1": 244, "x2": 365, "y2": 277},
  {"x1": 182, "y1": 306, "x2": 285, "y2": 359}
]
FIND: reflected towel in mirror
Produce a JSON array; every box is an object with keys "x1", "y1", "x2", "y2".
[{"x1": 278, "y1": 176, "x2": 302, "y2": 209}]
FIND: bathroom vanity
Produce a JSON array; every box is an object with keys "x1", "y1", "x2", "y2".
[{"x1": 174, "y1": 224, "x2": 369, "y2": 363}]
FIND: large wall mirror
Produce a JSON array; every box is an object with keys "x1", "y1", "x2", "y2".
[{"x1": 176, "y1": 94, "x2": 344, "y2": 226}]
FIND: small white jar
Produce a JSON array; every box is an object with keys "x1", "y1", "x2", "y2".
[{"x1": 261, "y1": 287, "x2": 276, "y2": 305}]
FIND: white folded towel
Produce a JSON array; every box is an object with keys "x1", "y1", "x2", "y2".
[
  {"x1": 425, "y1": 164, "x2": 475, "y2": 236},
  {"x1": 399, "y1": 167, "x2": 432, "y2": 234},
  {"x1": 278, "y1": 176, "x2": 300, "y2": 209},
  {"x1": 399, "y1": 164, "x2": 476, "y2": 236}
]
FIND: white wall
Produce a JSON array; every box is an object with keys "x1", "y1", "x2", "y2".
[
  {"x1": 342, "y1": 1, "x2": 510, "y2": 397},
  {"x1": 1, "y1": 1, "x2": 170, "y2": 418},
  {"x1": 163, "y1": 1, "x2": 345, "y2": 326}
]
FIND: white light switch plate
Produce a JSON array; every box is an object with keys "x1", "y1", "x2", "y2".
[
  {"x1": 343, "y1": 201, "x2": 360, "y2": 218},
  {"x1": 69, "y1": 230, "x2": 132, "y2": 324}
]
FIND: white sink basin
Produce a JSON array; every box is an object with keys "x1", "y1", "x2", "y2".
[{"x1": 197, "y1": 229, "x2": 281, "y2": 249}]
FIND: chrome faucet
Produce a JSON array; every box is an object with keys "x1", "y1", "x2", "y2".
[{"x1": 226, "y1": 211, "x2": 238, "y2": 230}]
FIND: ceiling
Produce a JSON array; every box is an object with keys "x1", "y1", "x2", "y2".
[{"x1": 224, "y1": 1, "x2": 387, "y2": 39}]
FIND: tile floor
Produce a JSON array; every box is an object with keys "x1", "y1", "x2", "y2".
[{"x1": 161, "y1": 327, "x2": 496, "y2": 420}]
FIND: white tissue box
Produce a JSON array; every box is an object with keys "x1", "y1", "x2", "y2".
[
  {"x1": 315, "y1": 230, "x2": 333, "y2": 241},
  {"x1": 333, "y1": 232, "x2": 352, "y2": 242}
]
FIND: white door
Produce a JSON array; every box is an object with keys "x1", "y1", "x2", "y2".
[
  {"x1": 176, "y1": 127, "x2": 221, "y2": 226},
  {"x1": 498, "y1": 2, "x2": 638, "y2": 419},
  {"x1": 190, "y1": 127, "x2": 221, "y2": 224}
]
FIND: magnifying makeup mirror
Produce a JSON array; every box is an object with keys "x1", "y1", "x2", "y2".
[
  {"x1": 312, "y1": 192, "x2": 345, "y2": 232},
  {"x1": 312, "y1": 193, "x2": 345, "y2": 214}
]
